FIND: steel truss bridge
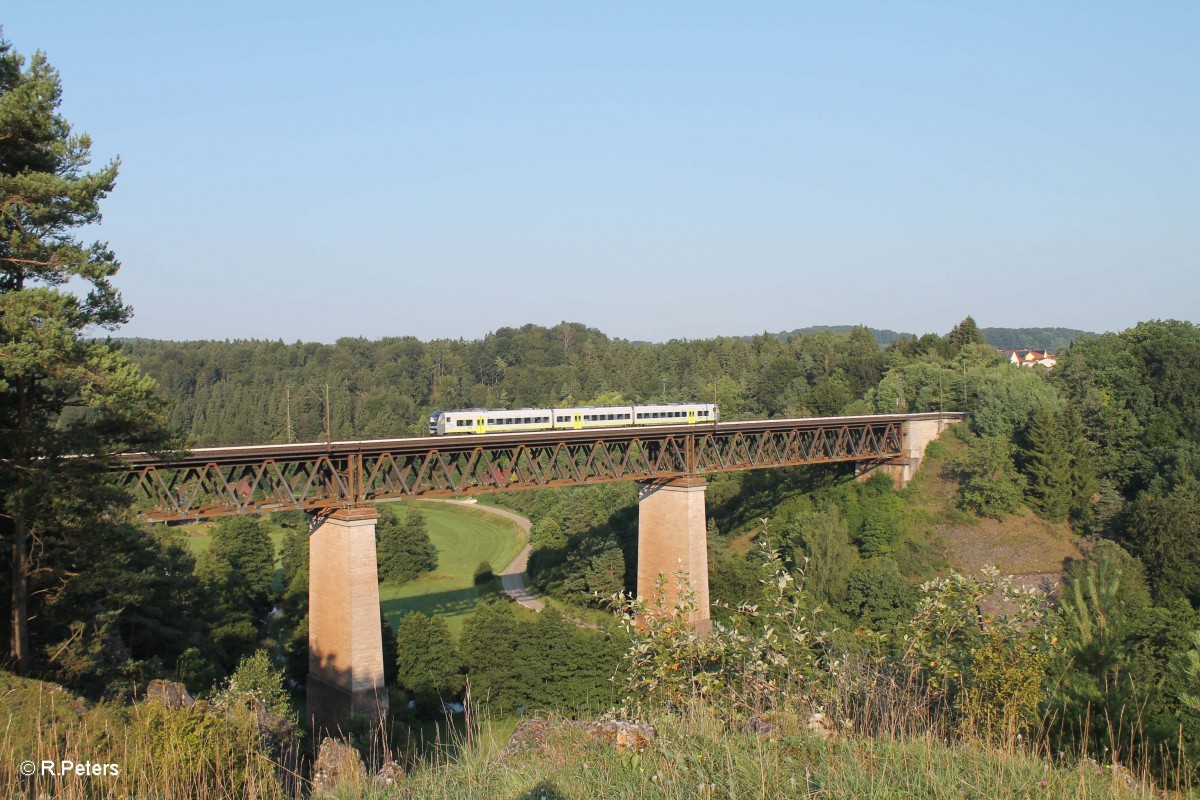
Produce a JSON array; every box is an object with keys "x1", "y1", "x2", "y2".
[{"x1": 115, "y1": 412, "x2": 961, "y2": 522}]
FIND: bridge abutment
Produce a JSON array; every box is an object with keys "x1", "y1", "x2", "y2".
[
  {"x1": 857, "y1": 414, "x2": 961, "y2": 488},
  {"x1": 307, "y1": 507, "x2": 388, "y2": 735},
  {"x1": 637, "y1": 477, "x2": 711, "y2": 633}
]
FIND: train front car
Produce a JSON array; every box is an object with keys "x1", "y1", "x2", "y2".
[{"x1": 429, "y1": 411, "x2": 445, "y2": 435}]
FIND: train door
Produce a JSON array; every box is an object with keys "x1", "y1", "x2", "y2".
[
  {"x1": 687, "y1": 408, "x2": 696, "y2": 424},
  {"x1": 573, "y1": 414, "x2": 583, "y2": 430},
  {"x1": 475, "y1": 416, "x2": 486, "y2": 434}
]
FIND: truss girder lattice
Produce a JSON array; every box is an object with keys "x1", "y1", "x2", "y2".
[{"x1": 116, "y1": 414, "x2": 938, "y2": 521}]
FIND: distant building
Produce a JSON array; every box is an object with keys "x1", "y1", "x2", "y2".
[{"x1": 998, "y1": 349, "x2": 1057, "y2": 369}]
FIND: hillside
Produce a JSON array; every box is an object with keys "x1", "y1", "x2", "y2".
[{"x1": 905, "y1": 426, "x2": 1084, "y2": 580}]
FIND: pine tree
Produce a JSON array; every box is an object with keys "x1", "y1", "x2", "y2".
[
  {"x1": 1021, "y1": 407, "x2": 1073, "y2": 522},
  {"x1": 0, "y1": 34, "x2": 171, "y2": 674},
  {"x1": 946, "y1": 316, "x2": 988, "y2": 350},
  {"x1": 1062, "y1": 404, "x2": 1099, "y2": 526},
  {"x1": 393, "y1": 612, "x2": 463, "y2": 712},
  {"x1": 207, "y1": 516, "x2": 276, "y2": 617}
]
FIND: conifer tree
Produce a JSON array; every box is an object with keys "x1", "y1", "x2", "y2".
[
  {"x1": 1062, "y1": 404, "x2": 1099, "y2": 526},
  {"x1": 1021, "y1": 407, "x2": 1073, "y2": 522},
  {"x1": 946, "y1": 316, "x2": 988, "y2": 350},
  {"x1": 0, "y1": 34, "x2": 171, "y2": 674},
  {"x1": 394, "y1": 612, "x2": 463, "y2": 711}
]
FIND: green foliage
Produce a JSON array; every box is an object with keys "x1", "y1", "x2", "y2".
[
  {"x1": 1020, "y1": 407, "x2": 1074, "y2": 522},
  {"x1": 953, "y1": 432, "x2": 1026, "y2": 519},
  {"x1": 191, "y1": 516, "x2": 275, "y2": 673},
  {"x1": 1170, "y1": 629, "x2": 1200, "y2": 714},
  {"x1": 459, "y1": 598, "x2": 622, "y2": 713},
  {"x1": 1051, "y1": 545, "x2": 1148, "y2": 756},
  {"x1": 459, "y1": 599, "x2": 527, "y2": 711},
  {"x1": 946, "y1": 316, "x2": 988, "y2": 351},
  {"x1": 610, "y1": 546, "x2": 828, "y2": 718},
  {"x1": 209, "y1": 516, "x2": 276, "y2": 616},
  {"x1": 1019, "y1": 405, "x2": 1099, "y2": 525},
  {"x1": 982, "y1": 326, "x2": 1093, "y2": 350},
  {"x1": 377, "y1": 504, "x2": 438, "y2": 584},
  {"x1": 1053, "y1": 320, "x2": 1200, "y2": 499},
  {"x1": 522, "y1": 483, "x2": 638, "y2": 602},
  {"x1": 28, "y1": 522, "x2": 211, "y2": 697},
  {"x1": 393, "y1": 612, "x2": 464, "y2": 713},
  {"x1": 902, "y1": 567, "x2": 1057, "y2": 740},
  {"x1": 794, "y1": 507, "x2": 857, "y2": 603},
  {"x1": 838, "y1": 557, "x2": 916, "y2": 630},
  {"x1": 220, "y1": 649, "x2": 295, "y2": 725},
  {"x1": 970, "y1": 366, "x2": 1061, "y2": 441},
  {"x1": 1123, "y1": 485, "x2": 1200, "y2": 605}
]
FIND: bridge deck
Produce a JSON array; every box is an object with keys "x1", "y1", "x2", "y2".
[{"x1": 114, "y1": 412, "x2": 961, "y2": 521}]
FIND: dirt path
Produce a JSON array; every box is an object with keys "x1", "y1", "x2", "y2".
[{"x1": 424, "y1": 499, "x2": 544, "y2": 612}]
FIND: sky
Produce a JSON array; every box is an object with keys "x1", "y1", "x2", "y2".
[{"x1": 4, "y1": 2, "x2": 1197, "y2": 343}]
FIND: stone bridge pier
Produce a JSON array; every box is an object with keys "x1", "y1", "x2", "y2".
[
  {"x1": 307, "y1": 507, "x2": 388, "y2": 735},
  {"x1": 636, "y1": 477, "x2": 712, "y2": 633},
  {"x1": 858, "y1": 414, "x2": 961, "y2": 488}
]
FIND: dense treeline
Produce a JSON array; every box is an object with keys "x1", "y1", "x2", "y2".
[{"x1": 122, "y1": 318, "x2": 1076, "y2": 447}]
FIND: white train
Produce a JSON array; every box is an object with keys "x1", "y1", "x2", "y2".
[{"x1": 428, "y1": 402, "x2": 719, "y2": 435}]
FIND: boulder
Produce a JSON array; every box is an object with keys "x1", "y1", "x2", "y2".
[
  {"x1": 144, "y1": 680, "x2": 194, "y2": 710},
  {"x1": 372, "y1": 759, "x2": 406, "y2": 790},
  {"x1": 498, "y1": 719, "x2": 555, "y2": 763},
  {"x1": 312, "y1": 738, "x2": 366, "y2": 796},
  {"x1": 572, "y1": 720, "x2": 656, "y2": 752}
]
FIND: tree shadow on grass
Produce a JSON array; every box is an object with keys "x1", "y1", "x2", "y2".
[{"x1": 379, "y1": 583, "x2": 504, "y2": 620}]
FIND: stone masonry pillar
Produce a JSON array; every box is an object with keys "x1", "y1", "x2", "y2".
[
  {"x1": 637, "y1": 477, "x2": 711, "y2": 633},
  {"x1": 307, "y1": 507, "x2": 388, "y2": 734}
]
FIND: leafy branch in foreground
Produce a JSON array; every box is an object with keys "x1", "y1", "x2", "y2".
[{"x1": 604, "y1": 543, "x2": 830, "y2": 720}]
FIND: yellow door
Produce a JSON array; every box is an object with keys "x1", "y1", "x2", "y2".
[
  {"x1": 688, "y1": 409, "x2": 696, "y2": 424},
  {"x1": 475, "y1": 416, "x2": 486, "y2": 434},
  {"x1": 573, "y1": 414, "x2": 583, "y2": 430}
]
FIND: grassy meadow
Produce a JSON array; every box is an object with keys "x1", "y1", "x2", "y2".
[
  {"x1": 169, "y1": 501, "x2": 527, "y2": 634},
  {"x1": 378, "y1": 501, "x2": 526, "y2": 635}
]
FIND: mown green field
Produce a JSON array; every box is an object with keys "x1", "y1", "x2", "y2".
[{"x1": 379, "y1": 501, "x2": 525, "y2": 635}]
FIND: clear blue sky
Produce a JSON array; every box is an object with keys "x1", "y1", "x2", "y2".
[{"x1": 5, "y1": 2, "x2": 1197, "y2": 342}]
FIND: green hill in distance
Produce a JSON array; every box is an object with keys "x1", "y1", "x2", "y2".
[{"x1": 763, "y1": 324, "x2": 1094, "y2": 351}]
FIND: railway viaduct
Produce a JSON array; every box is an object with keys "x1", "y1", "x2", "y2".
[{"x1": 115, "y1": 411, "x2": 962, "y2": 732}]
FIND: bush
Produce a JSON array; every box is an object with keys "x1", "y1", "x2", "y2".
[{"x1": 473, "y1": 560, "x2": 495, "y2": 585}]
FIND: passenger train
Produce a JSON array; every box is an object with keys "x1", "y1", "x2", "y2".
[{"x1": 428, "y1": 402, "x2": 719, "y2": 435}]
